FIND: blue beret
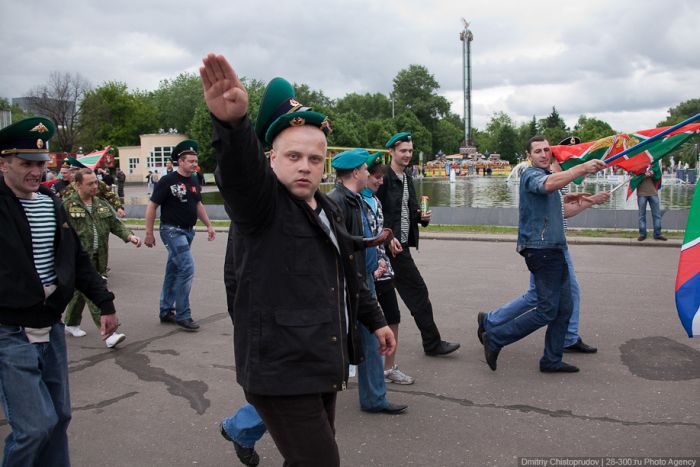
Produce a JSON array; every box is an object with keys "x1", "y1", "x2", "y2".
[
  {"x1": 366, "y1": 151, "x2": 384, "y2": 170},
  {"x1": 385, "y1": 132, "x2": 412, "y2": 149},
  {"x1": 332, "y1": 148, "x2": 370, "y2": 170}
]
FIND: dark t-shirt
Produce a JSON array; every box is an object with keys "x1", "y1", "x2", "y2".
[{"x1": 150, "y1": 172, "x2": 202, "y2": 229}]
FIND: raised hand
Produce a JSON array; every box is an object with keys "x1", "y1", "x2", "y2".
[{"x1": 199, "y1": 54, "x2": 249, "y2": 124}]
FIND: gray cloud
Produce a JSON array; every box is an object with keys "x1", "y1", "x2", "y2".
[{"x1": 1, "y1": 0, "x2": 697, "y2": 134}]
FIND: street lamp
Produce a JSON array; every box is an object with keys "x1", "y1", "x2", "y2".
[{"x1": 459, "y1": 18, "x2": 474, "y2": 147}]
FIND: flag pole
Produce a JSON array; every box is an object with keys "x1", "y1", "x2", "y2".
[
  {"x1": 608, "y1": 177, "x2": 629, "y2": 194},
  {"x1": 604, "y1": 113, "x2": 700, "y2": 165}
]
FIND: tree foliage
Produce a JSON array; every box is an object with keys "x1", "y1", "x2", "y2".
[
  {"x1": 150, "y1": 72, "x2": 203, "y2": 134},
  {"x1": 573, "y1": 115, "x2": 616, "y2": 142},
  {"x1": 78, "y1": 82, "x2": 158, "y2": 150},
  {"x1": 538, "y1": 106, "x2": 569, "y2": 146},
  {"x1": 657, "y1": 98, "x2": 700, "y2": 127},
  {"x1": 483, "y1": 112, "x2": 519, "y2": 163}
]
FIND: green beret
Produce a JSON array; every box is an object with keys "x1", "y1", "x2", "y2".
[
  {"x1": 0, "y1": 117, "x2": 55, "y2": 161},
  {"x1": 558, "y1": 136, "x2": 581, "y2": 146},
  {"x1": 62, "y1": 157, "x2": 87, "y2": 169},
  {"x1": 255, "y1": 77, "x2": 332, "y2": 146},
  {"x1": 171, "y1": 139, "x2": 199, "y2": 163},
  {"x1": 332, "y1": 148, "x2": 370, "y2": 170},
  {"x1": 366, "y1": 152, "x2": 384, "y2": 171},
  {"x1": 385, "y1": 132, "x2": 412, "y2": 149}
]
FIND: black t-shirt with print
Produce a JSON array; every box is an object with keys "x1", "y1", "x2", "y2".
[{"x1": 150, "y1": 172, "x2": 202, "y2": 229}]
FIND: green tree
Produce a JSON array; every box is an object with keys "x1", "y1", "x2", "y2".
[
  {"x1": 539, "y1": 106, "x2": 569, "y2": 146},
  {"x1": 187, "y1": 101, "x2": 215, "y2": 171},
  {"x1": 393, "y1": 110, "x2": 431, "y2": 162},
  {"x1": 432, "y1": 119, "x2": 463, "y2": 155},
  {"x1": 364, "y1": 118, "x2": 396, "y2": 149},
  {"x1": 335, "y1": 93, "x2": 392, "y2": 121},
  {"x1": 657, "y1": 98, "x2": 700, "y2": 126},
  {"x1": 242, "y1": 77, "x2": 267, "y2": 125},
  {"x1": 150, "y1": 72, "x2": 204, "y2": 134},
  {"x1": 392, "y1": 64, "x2": 450, "y2": 151},
  {"x1": 327, "y1": 111, "x2": 367, "y2": 148},
  {"x1": 78, "y1": 82, "x2": 158, "y2": 150},
  {"x1": 573, "y1": 115, "x2": 615, "y2": 142},
  {"x1": 485, "y1": 112, "x2": 519, "y2": 162},
  {"x1": 293, "y1": 83, "x2": 333, "y2": 115}
]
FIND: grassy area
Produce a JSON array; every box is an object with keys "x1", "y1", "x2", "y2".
[{"x1": 124, "y1": 219, "x2": 683, "y2": 239}]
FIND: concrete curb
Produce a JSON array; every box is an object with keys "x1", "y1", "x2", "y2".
[{"x1": 125, "y1": 225, "x2": 681, "y2": 248}]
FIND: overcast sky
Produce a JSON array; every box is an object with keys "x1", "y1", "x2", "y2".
[{"x1": 1, "y1": 0, "x2": 698, "y2": 134}]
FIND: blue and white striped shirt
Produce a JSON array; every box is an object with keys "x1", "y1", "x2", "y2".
[{"x1": 19, "y1": 194, "x2": 57, "y2": 286}]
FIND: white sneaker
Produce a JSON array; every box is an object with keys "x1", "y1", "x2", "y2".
[
  {"x1": 65, "y1": 325, "x2": 87, "y2": 337},
  {"x1": 105, "y1": 332, "x2": 126, "y2": 348},
  {"x1": 384, "y1": 365, "x2": 415, "y2": 385}
]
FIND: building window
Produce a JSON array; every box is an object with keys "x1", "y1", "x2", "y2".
[
  {"x1": 148, "y1": 146, "x2": 173, "y2": 168},
  {"x1": 128, "y1": 158, "x2": 138, "y2": 174}
]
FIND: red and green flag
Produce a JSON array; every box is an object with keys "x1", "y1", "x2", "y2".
[
  {"x1": 77, "y1": 146, "x2": 112, "y2": 169},
  {"x1": 675, "y1": 186, "x2": 700, "y2": 337},
  {"x1": 626, "y1": 160, "x2": 661, "y2": 199},
  {"x1": 552, "y1": 123, "x2": 700, "y2": 184}
]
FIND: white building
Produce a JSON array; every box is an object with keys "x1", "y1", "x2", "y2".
[{"x1": 118, "y1": 133, "x2": 189, "y2": 183}]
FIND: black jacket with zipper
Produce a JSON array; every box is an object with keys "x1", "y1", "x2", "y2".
[
  {"x1": 376, "y1": 167, "x2": 427, "y2": 248},
  {"x1": 212, "y1": 116, "x2": 387, "y2": 396},
  {"x1": 0, "y1": 177, "x2": 115, "y2": 328}
]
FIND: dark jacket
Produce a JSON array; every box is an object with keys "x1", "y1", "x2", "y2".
[
  {"x1": 212, "y1": 116, "x2": 387, "y2": 396},
  {"x1": 327, "y1": 183, "x2": 367, "y2": 282},
  {"x1": 0, "y1": 178, "x2": 116, "y2": 328},
  {"x1": 376, "y1": 167, "x2": 427, "y2": 248}
]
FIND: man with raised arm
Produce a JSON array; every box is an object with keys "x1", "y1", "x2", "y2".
[{"x1": 200, "y1": 54, "x2": 395, "y2": 466}]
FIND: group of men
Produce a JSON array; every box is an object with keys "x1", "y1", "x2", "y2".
[{"x1": 0, "y1": 51, "x2": 669, "y2": 466}]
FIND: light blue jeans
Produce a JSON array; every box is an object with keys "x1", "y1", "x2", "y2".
[
  {"x1": 637, "y1": 194, "x2": 662, "y2": 238},
  {"x1": 357, "y1": 278, "x2": 389, "y2": 411},
  {"x1": 485, "y1": 249, "x2": 581, "y2": 348},
  {"x1": 159, "y1": 224, "x2": 196, "y2": 321},
  {"x1": 221, "y1": 403, "x2": 267, "y2": 448},
  {"x1": 0, "y1": 323, "x2": 71, "y2": 467}
]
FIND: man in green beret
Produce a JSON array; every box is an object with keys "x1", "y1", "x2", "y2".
[
  {"x1": 60, "y1": 157, "x2": 125, "y2": 217},
  {"x1": 377, "y1": 132, "x2": 461, "y2": 356},
  {"x1": 200, "y1": 53, "x2": 394, "y2": 466},
  {"x1": 0, "y1": 117, "x2": 120, "y2": 465},
  {"x1": 328, "y1": 149, "x2": 407, "y2": 414},
  {"x1": 144, "y1": 138, "x2": 216, "y2": 331}
]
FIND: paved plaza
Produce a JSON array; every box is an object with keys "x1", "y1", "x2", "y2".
[{"x1": 2, "y1": 234, "x2": 698, "y2": 466}]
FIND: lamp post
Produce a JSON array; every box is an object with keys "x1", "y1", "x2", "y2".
[{"x1": 459, "y1": 18, "x2": 474, "y2": 147}]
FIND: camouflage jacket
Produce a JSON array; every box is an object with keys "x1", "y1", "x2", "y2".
[
  {"x1": 62, "y1": 180, "x2": 123, "y2": 210},
  {"x1": 63, "y1": 193, "x2": 133, "y2": 274}
]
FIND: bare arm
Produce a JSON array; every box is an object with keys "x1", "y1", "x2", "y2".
[
  {"x1": 144, "y1": 201, "x2": 158, "y2": 247},
  {"x1": 196, "y1": 202, "x2": 216, "y2": 241},
  {"x1": 564, "y1": 191, "x2": 610, "y2": 218}
]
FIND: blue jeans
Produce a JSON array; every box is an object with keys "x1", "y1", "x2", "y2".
[
  {"x1": 484, "y1": 248, "x2": 573, "y2": 370},
  {"x1": 221, "y1": 404, "x2": 267, "y2": 448},
  {"x1": 485, "y1": 249, "x2": 581, "y2": 347},
  {"x1": 637, "y1": 194, "x2": 662, "y2": 238},
  {"x1": 0, "y1": 323, "x2": 71, "y2": 467},
  {"x1": 159, "y1": 225, "x2": 196, "y2": 321},
  {"x1": 357, "y1": 278, "x2": 389, "y2": 411}
]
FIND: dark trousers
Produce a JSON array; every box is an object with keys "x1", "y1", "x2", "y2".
[
  {"x1": 486, "y1": 248, "x2": 573, "y2": 370},
  {"x1": 245, "y1": 391, "x2": 339, "y2": 467},
  {"x1": 389, "y1": 246, "x2": 441, "y2": 351}
]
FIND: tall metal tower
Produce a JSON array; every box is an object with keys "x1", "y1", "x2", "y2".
[{"x1": 459, "y1": 18, "x2": 474, "y2": 147}]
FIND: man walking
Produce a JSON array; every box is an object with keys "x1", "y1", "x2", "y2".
[
  {"x1": 636, "y1": 160, "x2": 667, "y2": 241},
  {"x1": 201, "y1": 53, "x2": 395, "y2": 466},
  {"x1": 377, "y1": 132, "x2": 460, "y2": 356},
  {"x1": 63, "y1": 168, "x2": 141, "y2": 347},
  {"x1": 328, "y1": 148, "x2": 407, "y2": 414},
  {"x1": 144, "y1": 139, "x2": 216, "y2": 331},
  {"x1": 0, "y1": 117, "x2": 120, "y2": 466},
  {"x1": 480, "y1": 136, "x2": 606, "y2": 373}
]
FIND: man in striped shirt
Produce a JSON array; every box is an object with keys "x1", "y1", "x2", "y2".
[{"x1": 0, "y1": 117, "x2": 120, "y2": 466}]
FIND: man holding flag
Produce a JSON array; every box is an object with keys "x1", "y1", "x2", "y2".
[{"x1": 480, "y1": 136, "x2": 607, "y2": 373}]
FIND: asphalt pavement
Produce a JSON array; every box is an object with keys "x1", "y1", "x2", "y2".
[{"x1": 2, "y1": 234, "x2": 698, "y2": 466}]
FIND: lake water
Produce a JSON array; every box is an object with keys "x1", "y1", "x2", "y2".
[{"x1": 131, "y1": 177, "x2": 693, "y2": 210}]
